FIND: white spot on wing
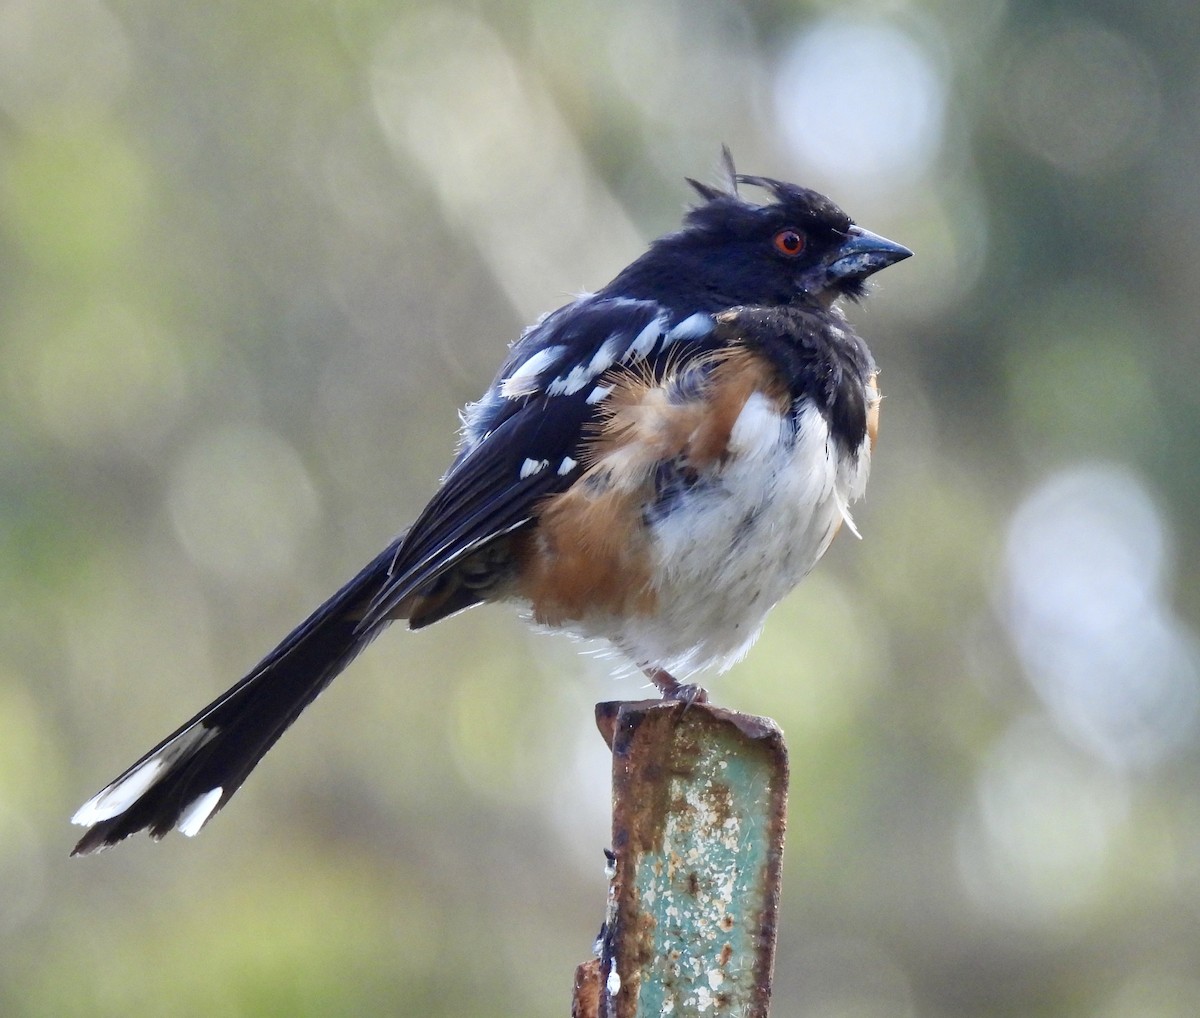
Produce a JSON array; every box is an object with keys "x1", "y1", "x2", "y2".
[
  {"x1": 626, "y1": 316, "x2": 666, "y2": 360},
  {"x1": 588, "y1": 336, "x2": 622, "y2": 376},
  {"x1": 558, "y1": 456, "x2": 578, "y2": 476},
  {"x1": 666, "y1": 312, "x2": 715, "y2": 343},
  {"x1": 547, "y1": 368, "x2": 583, "y2": 396},
  {"x1": 549, "y1": 335, "x2": 625, "y2": 396},
  {"x1": 520, "y1": 458, "x2": 548, "y2": 479},
  {"x1": 499, "y1": 345, "x2": 565, "y2": 398},
  {"x1": 177, "y1": 787, "x2": 223, "y2": 837},
  {"x1": 586, "y1": 384, "x2": 614, "y2": 405}
]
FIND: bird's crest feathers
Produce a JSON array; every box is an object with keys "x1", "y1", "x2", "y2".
[
  {"x1": 685, "y1": 145, "x2": 740, "y2": 202},
  {"x1": 682, "y1": 147, "x2": 852, "y2": 240}
]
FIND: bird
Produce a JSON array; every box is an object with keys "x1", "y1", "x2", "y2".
[{"x1": 70, "y1": 151, "x2": 911, "y2": 855}]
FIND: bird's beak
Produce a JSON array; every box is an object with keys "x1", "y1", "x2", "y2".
[{"x1": 826, "y1": 225, "x2": 912, "y2": 282}]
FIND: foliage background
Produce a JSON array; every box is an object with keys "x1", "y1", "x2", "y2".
[{"x1": 3, "y1": 1, "x2": 1199, "y2": 1014}]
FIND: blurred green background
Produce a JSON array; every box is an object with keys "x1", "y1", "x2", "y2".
[{"x1": 3, "y1": 0, "x2": 1199, "y2": 1015}]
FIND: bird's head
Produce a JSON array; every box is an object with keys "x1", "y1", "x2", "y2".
[{"x1": 609, "y1": 151, "x2": 911, "y2": 312}]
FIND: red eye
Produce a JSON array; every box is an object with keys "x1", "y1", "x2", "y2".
[
  {"x1": 773, "y1": 229, "x2": 806, "y2": 257},
  {"x1": 773, "y1": 229, "x2": 806, "y2": 256}
]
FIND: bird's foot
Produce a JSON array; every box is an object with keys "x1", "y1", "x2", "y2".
[{"x1": 646, "y1": 669, "x2": 709, "y2": 705}]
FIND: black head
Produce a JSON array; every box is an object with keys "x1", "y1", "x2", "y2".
[{"x1": 603, "y1": 151, "x2": 911, "y2": 312}]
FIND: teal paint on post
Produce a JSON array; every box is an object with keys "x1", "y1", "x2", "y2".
[{"x1": 590, "y1": 701, "x2": 789, "y2": 1018}]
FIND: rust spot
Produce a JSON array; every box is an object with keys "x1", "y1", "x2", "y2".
[
  {"x1": 686, "y1": 871, "x2": 701, "y2": 896},
  {"x1": 571, "y1": 960, "x2": 601, "y2": 1018},
  {"x1": 719, "y1": 942, "x2": 734, "y2": 966},
  {"x1": 705, "y1": 782, "x2": 734, "y2": 828},
  {"x1": 719, "y1": 915, "x2": 735, "y2": 932}
]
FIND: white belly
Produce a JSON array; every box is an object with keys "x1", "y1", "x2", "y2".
[{"x1": 607, "y1": 398, "x2": 871, "y2": 677}]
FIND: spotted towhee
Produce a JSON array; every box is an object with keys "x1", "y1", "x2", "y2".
[{"x1": 71, "y1": 151, "x2": 910, "y2": 854}]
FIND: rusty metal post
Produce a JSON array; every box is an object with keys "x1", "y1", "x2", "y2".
[{"x1": 572, "y1": 700, "x2": 789, "y2": 1017}]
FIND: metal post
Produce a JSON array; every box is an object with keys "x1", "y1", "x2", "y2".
[{"x1": 573, "y1": 700, "x2": 789, "y2": 1017}]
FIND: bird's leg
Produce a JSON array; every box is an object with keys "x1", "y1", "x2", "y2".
[{"x1": 646, "y1": 668, "x2": 709, "y2": 705}]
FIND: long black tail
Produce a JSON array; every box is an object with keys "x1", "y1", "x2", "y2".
[{"x1": 71, "y1": 541, "x2": 402, "y2": 855}]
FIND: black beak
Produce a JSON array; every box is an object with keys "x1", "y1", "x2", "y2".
[{"x1": 827, "y1": 225, "x2": 912, "y2": 282}]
